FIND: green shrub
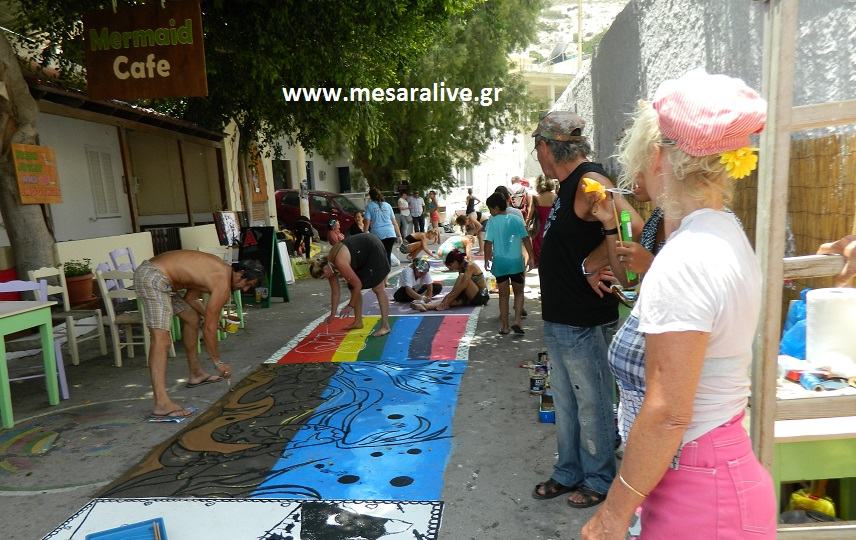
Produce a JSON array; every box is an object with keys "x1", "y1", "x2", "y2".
[{"x1": 64, "y1": 258, "x2": 93, "y2": 277}]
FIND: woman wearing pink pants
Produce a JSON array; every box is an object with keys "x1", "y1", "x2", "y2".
[{"x1": 582, "y1": 69, "x2": 776, "y2": 539}]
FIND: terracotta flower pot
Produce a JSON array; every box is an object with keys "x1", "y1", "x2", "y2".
[{"x1": 66, "y1": 273, "x2": 95, "y2": 305}]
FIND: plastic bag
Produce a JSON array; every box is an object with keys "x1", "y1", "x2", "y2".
[
  {"x1": 783, "y1": 288, "x2": 811, "y2": 332},
  {"x1": 779, "y1": 319, "x2": 806, "y2": 360}
]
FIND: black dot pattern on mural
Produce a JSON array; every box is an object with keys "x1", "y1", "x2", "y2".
[
  {"x1": 370, "y1": 451, "x2": 383, "y2": 457},
  {"x1": 337, "y1": 475, "x2": 360, "y2": 484},
  {"x1": 442, "y1": 375, "x2": 454, "y2": 380},
  {"x1": 406, "y1": 448, "x2": 422, "y2": 455},
  {"x1": 390, "y1": 476, "x2": 414, "y2": 487},
  {"x1": 314, "y1": 463, "x2": 324, "y2": 469},
  {"x1": 387, "y1": 414, "x2": 404, "y2": 420},
  {"x1": 438, "y1": 363, "x2": 450, "y2": 367},
  {"x1": 364, "y1": 378, "x2": 373, "y2": 381}
]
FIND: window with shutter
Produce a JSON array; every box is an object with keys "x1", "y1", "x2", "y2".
[{"x1": 86, "y1": 147, "x2": 121, "y2": 218}]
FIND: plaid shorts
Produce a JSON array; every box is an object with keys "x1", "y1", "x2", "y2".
[{"x1": 133, "y1": 260, "x2": 190, "y2": 330}]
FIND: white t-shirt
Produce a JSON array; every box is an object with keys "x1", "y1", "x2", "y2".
[
  {"x1": 398, "y1": 266, "x2": 432, "y2": 290},
  {"x1": 398, "y1": 197, "x2": 411, "y2": 216},
  {"x1": 633, "y1": 209, "x2": 761, "y2": 444},
  {"x1": 505, "y1": 207, "x2": 525, "y2": 221}
]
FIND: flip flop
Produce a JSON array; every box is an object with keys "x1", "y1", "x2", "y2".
[
  {"x1": 185, "y1": 375, "x2": 224, "y2": 388},
  {"x1": 147, "y1": 406, "x2": 197, "y2": 423},
  {"x1": 511, "y1": 324, "x2": 525, "y2": 335},
  {"x1": 499, "y1": 328, "x2": 510, "y2": 335}
]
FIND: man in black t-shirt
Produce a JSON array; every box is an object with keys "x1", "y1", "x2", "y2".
[{"x1": 530, "y1": 111, "x2": 642, "y2": 508}]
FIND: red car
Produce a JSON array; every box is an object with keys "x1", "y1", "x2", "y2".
[{"x1": 275, "y1": 189, "x2": 360, "y2": 238}]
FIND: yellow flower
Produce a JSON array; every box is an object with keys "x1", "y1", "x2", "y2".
[
  {"x1": 720, "y1": 147, "x2": 758, "y2": 179},
  {"x1": 581, "y1": 177, "x2": 606, "y2": 200}
]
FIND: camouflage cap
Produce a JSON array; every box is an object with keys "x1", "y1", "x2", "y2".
[
  {"x1": 531, "y1": 111, "x2": 587, "y2": 142},
  {"x1": 413, "y1": 257, "x2": 430, "y2": 273}
]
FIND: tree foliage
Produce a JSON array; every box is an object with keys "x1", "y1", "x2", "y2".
[
  {"x1": 346, "y1": 0, "x2": 543, "y2": 193},
  {"x1": 14, "y1": 0, "x2": 477, "y2": 150}
]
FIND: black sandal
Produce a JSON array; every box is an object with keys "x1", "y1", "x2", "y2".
[
  {"x1": 566, "y1": 486, "x2": 606, "y2": 508},
  {"x1": 532, "y1": 478, "x2": 574, "y2": 500}
]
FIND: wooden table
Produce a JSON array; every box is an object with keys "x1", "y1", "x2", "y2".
[
  {"x1": 774, "y1": 416, "x2": 856, "y2": 520},
  {"x1": 0, "y1": 300, "x2": 59, "y2": 429}
]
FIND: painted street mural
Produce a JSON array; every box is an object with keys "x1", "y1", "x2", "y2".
[{"x1": 44, "y1": 282, "x2": 480, "y2": 538}]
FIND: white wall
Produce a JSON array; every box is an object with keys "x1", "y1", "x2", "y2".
[
  {"x1": 555, "y1": 0, "x2": 856, "y2": 176},
  {"x1": 38, "y1": 113, "x2": 133, "y2": 241},
  {"x1": 274, "y1": 141, "x2": 352, "y2": 194}
]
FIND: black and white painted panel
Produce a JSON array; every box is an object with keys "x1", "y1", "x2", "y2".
[{"x1": 44, "y1": 498, "x2": 442, "y2": 540}]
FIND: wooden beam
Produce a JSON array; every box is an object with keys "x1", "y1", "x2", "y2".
[
  {"x1": 777, "y1": 523, "x2": 856, "y2": 539},
  {"x1": 176, "y1": 140, "x2": 194, "y2": 226},
  {"x1": 116, "y1": 127, "x2": 140, "y2": 232},
  {"x1": 783, "y1": 254, "x2": 845, "y2": 280},
  {"x1": 791, "y1": 99, "x2": 856, "y2": 131},
  {"x1": 752, "y1": 0, "x2": 799, "y2": 470},
  {"x1": 776, "y1": 395, "x2": 856, "y2": 421},
  {"x1": 38, "y1": 100, "x2": 224, "y2": 149}
]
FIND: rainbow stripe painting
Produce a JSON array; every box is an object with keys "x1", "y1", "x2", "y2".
[{"x1": 265, "y1": 312, "x2": 479, "y2": 364}]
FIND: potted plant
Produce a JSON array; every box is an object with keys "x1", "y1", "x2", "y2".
[{"x1": 64, "y1": 258, "x2": 95, "y2": 304}]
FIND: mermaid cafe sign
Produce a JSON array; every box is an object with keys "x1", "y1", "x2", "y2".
[{"x1": 84, "y1": 0, "x2": 207, "y2": 100}]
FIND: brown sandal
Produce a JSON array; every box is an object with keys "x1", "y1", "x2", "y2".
[
  {"x1": 532, "y1": 478, "x2": 575, "y2": 500},
  {"x1": 566, "y1": 486, "x2": 606, "y2": 508}
]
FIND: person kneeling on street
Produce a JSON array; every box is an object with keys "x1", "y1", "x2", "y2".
[{"x1": 394, "y1": 257, "x2": 442, "y2": 304}]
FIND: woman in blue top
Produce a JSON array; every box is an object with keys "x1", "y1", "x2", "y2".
[{"x1": 364, "y1": 187, "x2": 402, "y2": 263}]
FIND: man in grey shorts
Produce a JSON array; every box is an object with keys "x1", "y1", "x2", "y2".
[{"x1": 133, "y1": 251, "x2": 264, "y2": 419}]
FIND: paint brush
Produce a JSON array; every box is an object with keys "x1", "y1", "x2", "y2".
[{"x1": 152, "y1": 522, "x2": 162, "y2": 540}]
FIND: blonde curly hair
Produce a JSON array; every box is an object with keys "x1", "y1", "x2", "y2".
[{"x1": 617, "y1": 100, "x2": 734, "y2": 218}]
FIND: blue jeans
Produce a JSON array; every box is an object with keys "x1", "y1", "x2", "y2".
[{"x1": 544, "y1": 319, "x2": 617, "y2": 494}]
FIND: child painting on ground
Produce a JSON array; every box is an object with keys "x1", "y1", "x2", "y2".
[{"x1": 483, "y1": 192, "x2": 534, "y2": 335}]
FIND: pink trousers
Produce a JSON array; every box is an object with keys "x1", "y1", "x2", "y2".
[{"x1": 641, "y1": 412, "x2": 777, "y2": 539}]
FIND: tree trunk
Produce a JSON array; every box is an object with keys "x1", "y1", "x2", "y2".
[{"x1": 0, "y1": 33, "x2": 55, "y2": 277}]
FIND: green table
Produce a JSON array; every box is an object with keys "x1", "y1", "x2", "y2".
[{"x1": 0, "y1": 300, "x2": 59, "y2": 429}]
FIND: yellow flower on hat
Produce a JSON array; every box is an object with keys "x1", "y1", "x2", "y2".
[
  {"x1": 581, "y1": 177, "x2": 606, "y2": 200},
  {"x1": 720, "y1": 147, "x2": 758, "y2": 180}
]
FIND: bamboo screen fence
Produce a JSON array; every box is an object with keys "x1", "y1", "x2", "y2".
[
  {"x1": 623, "y1": 130, "x2": 856, "y2": 321},
  {"x1": 732, "y1": 131, "x2": 856, "y2": 314}
]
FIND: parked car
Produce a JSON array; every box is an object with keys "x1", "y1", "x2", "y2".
[{"x1": 275, "y1": 189, "x2": 360, "y2": 238}]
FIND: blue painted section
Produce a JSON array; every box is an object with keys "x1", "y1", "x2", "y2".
[
  {"x1": 253, "y1": 360, "x2": 465, "y2": 500},
  {"x1": 379, "y1": 316, "x2": 421, "y2": 361}
]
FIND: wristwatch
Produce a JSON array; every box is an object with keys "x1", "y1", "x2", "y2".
[{"x1": 603, "y1": 227, "x2": 619, "y2": 236}]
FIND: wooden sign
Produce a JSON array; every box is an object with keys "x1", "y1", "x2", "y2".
[
  {"x1": 11, "y1": 144, "x2": 62, "y2": 204},
  {"x1": 83, "y1": 0, "x2": 207, "y2": 101},
  {"x1": 249, "y1": 146, "x2": 269, "y2": 203}
]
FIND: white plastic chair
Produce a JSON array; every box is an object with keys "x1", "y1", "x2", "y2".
[{"x1": 29, "y1": 266, "x2": 108, "y2": 366}]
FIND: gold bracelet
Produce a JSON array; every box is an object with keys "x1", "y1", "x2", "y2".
[{"x1": 618, "y1": 473, "x2": 649, "y2": 498}]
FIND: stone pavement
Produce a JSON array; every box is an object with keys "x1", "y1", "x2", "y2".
[{"x1": 1, "y1": 263, "x2": 600, "y2": 540}]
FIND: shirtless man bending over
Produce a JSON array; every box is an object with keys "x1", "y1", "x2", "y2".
[{"x1": 133, "y1": 250, "x2": 264, "y2": 418}]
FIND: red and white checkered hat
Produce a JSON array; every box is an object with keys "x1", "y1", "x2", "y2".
[{"x1": 652, "y1": 69, "x2": 767, "y2": 156}]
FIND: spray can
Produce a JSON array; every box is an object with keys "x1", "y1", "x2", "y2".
[
  {"x1": 619, "y1": 210, "x2": 637, "y2": 281},
  {"x1": 799, "y1": 372, "x2": 824, "y2": 392}
]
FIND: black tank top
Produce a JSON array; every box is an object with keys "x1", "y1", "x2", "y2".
[
  {"x1": 466, "y1": 196, "x2": 475, "y2": 214},
  {"x1": 539, "y1": 162, "x2": 618, "y2": 326}
]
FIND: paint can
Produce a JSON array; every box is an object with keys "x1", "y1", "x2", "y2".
[{"x1": 529, "y1": 368, "x2": 546, "y2": 394}]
